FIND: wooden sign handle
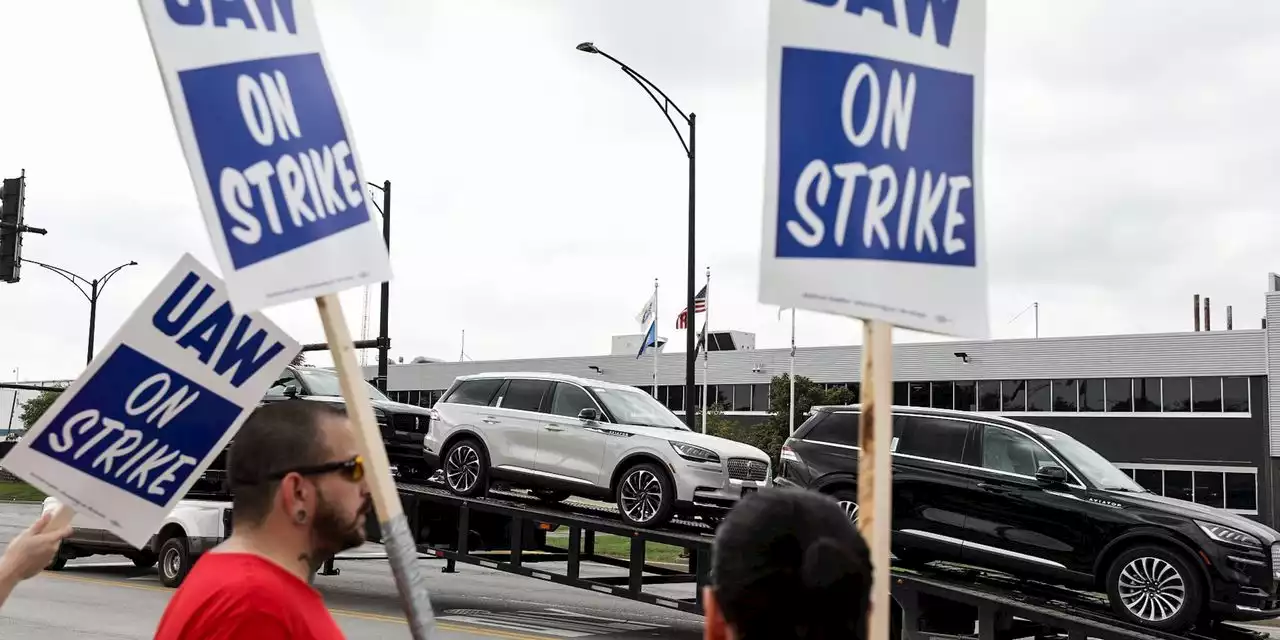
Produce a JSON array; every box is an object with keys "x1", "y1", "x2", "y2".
[
  {"x1": 315, "y1": 294, "x2": 436, "y2": 638},
  {"x1": 857, "y1": 319, "x2": 894, "y2": 640}
]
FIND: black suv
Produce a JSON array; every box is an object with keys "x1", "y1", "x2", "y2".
[
  {"x1": 260, "y1": 366, "x2": 435, "y2": 480},
  {"x1": 775, "y1": 405, "x2": 1280, "y2": 632},
  {"x1": 195, "y1": 366, "x2": 436, "y2": 489}
]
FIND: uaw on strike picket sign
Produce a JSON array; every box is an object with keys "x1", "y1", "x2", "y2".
[
  {"x1": 758, "y1": 0, "x2": 989, "y2": 338},
  {"x1": 136, "y1": 0, "x2": 391, "y2": 313},
  {"x1": 2, "y1": 254, "x2": 300, "y2": 547}
]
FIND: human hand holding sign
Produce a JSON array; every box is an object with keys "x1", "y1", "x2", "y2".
[{"x1": 0, "y1": 510, "x2": 73, "y2": 609}]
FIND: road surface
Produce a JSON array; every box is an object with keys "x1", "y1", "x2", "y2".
[{"x1": 0, "y1": 502, "x2": 703, "y2": 639}]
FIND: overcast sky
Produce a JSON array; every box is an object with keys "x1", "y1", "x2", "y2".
[{"x1": 1, "y1": 0, "x2": 1279, "y2": 389}]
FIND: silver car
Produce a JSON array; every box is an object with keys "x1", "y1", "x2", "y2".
[{"x1": 424, "y1": 372, "x2": 772, "y2": 528}]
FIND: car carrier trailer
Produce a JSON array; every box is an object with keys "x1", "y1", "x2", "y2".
[{"x1": 345, "y1": 479, "x2": 1275, "y2": 640}]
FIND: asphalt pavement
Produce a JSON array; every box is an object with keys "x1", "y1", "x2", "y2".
[{"x1": 0, "y1": 502, "x2": 703, "y2": 639}]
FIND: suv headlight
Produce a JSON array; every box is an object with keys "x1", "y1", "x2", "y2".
[
  {"x1": 670, "y1": 441, "x2": 720, "y2": 464},
  {"x1": 1196, "y1": 520, "x2": 1262, "y2": 549}
]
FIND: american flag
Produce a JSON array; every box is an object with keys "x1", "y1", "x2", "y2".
[{"x1": 676, "y1": 285, "x2": 708, "y2": 329}]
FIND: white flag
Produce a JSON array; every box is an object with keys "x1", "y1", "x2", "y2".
[{"x1": 636, "y1": 292, "x2": 657, "y2": 327}]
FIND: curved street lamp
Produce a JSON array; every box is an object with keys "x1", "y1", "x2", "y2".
[
  {"x1": 577, "y1": 41, "x2": 699, "y2": 424},
  {"x1": 22, "y1": 258, "x2": 138, "y2": 365}
]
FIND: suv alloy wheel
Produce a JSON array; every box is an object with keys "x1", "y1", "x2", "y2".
[
  {"x1": 1105, "y1": 544, "x2": 1204, "y2": 632},
  {"x1": 616, "y1": 462, "x2": 674, "y2": 528},
  {"x1": 443, "y1": 438, "x2": 489, "y2": 498}
]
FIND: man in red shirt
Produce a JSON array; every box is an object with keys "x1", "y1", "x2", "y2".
[{"x1": 154, "y1": 400, "x2": 373, "y2": 639}]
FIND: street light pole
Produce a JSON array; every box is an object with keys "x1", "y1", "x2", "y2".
[
  {"x1": 22, "y1": 258, "x2": 137, "y2": 365},
  {"x1": 576, "y1": 41, "x2": 699, "y2": 425},
  {"x1": 367, "y1": 180, "x2": 392, "y2": 393}
]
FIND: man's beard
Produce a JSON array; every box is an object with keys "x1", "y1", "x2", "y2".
[{"x1": 310, "y1": 490, "x2": 372, "y2": 562}]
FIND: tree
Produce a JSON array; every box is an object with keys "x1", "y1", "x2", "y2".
[
  {"x1": 726, "y1": 374, "x2": 857, "y2": 468},
  {"x1": 19, "y1": 390, "x2": 62, "y2": 430},
  {"x1": 291, "y1": 351, "x2": 307, "y2": 366}
]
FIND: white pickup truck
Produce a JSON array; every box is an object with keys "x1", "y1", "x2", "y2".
[{"x1": 41, "y1": 497, "x2": 232, "y2": 588}]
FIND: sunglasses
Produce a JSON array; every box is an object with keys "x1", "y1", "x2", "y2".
[{"x1": 266, "y1": 455, "x2": 365, "y2": 483}]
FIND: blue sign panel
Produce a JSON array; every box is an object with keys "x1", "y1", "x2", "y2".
[
  {"x1": 180, "y1": 53, "x2": 366, "y2": 270},
  {"x1": 776, "y1": 48, "x2": 976, "y2": 267},
  {"x1": 29, "y1": 345, "x2": 241, "y2": 506}
]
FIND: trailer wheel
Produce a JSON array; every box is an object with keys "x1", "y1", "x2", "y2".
[
  {"x1": 1104, "y1": 543, "x2": 1203, "y2": 633},
  {"x1": 46, "y1": 546, "x2": 68, "y2": 571},
  {"x1": 443, "y1": 438, "x2": 489, "y2": 498},
  {"x1": 615, "y1": 462, "x2": 674, "y2": 528},
  {"x1": 158, "y1": 536, "x2": 193, "y2": 588}
]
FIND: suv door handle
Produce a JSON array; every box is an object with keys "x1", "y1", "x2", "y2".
[
  {"x1": 977, "y1": 482, "x2": 1013, "y2": 494},
  {"x1": 544, "y1": 425, "x2": 564, "y2": 432},
  {"x1": 482, "y1": 417, "x2": 500, "y2": 424}
]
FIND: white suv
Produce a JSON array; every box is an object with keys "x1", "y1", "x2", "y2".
[{"x1": 424, "y1": 372, "x2": 772, "y2": 528}]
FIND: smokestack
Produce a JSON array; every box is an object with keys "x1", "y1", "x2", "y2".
[
  {"x1": 1194, "y1": 294, "x2": 1201, "y2": 331},
  {"x1": 1227, "y1": 305, "x2": 1233, "y2": 330},
  {"x1": 1204, "y1": 297, "x2": 1211, "y2": 331}
]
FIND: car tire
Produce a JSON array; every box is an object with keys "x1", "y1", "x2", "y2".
[
  {"x1": 46, "y1": 547, "x2": 68, "y2": 571},
  {"x1": 443, "y1": 438, "x2": 489, "y2": 498},
  {"x1": 828, "y1": 488, "x2": 860, "y2": 524},
  {"x1": 131, "y1": 551, "x2": 157, "y2": 569},
  {"x1": 158, "y1": 536, "x2": 193, "y2": 588},
  {"x1": 1105, "y1": 544, "x2": 1204, "y2": 632},
  {"x1": 532, "y1": 489, "x2": 570, "y2": 504},
  {"x1": 615, "y1": 462, "x2": 675, "y2": 528}
]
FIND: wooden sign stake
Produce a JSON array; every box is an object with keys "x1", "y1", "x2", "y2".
[
  {"x1": 857, "y1": 319, "x2": 894, "y2": 640},
  {"x1": 316, "y1": 294, "x2": 436, "y2": 638}
]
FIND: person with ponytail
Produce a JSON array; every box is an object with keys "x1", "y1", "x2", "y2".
[{"x1": 704, "y1": 488, "x2": 873, "y2": 639}]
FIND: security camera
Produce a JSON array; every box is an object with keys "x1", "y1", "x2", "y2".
[{"x1": 953, "y1": 352, "x2": 969, "y2": 363}]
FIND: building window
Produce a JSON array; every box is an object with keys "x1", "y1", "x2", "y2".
[
  {"x1": 1133, "y1": 469, "x2": 1162, "y2": 494},
  {"x1": 1080, "y1": 379, "x2": 1104, "y2": 412},
  {"x1": 1117, "y1": 465, "x2": 1258, "y2": 515},
  {"x1": 1134, "y1": 378, "x2": 1161, "y2": 412},
  {"x1": 1025, "y1": 379, "x2": 1051, "y2": 412},
  {"x1": 953, "y1": 381, "x2": 976, "y2": 411},
  {"x1": 1106, "y1": 378, "x2": 1133, "y2": 412},
  {"x1": 1001, "y1": 380, "x2": 1026, "y2": 412},
  {"x1": 751, "y1": 384, "x2": 769, "y2": 411},
  {"x1": 1193, "y1": 471, "x2": 1225, "y2": 509},
  {"x1": 1223, "y1": 377, "x2": 1249, "y2": 412},
  {"x1": 908, "y1": 382, "x2": 930, "y2": 407},
  {"x1": 667, "y1": 385, "x2": 684, "y2": 412},
  {"x1": 1226, "y1": 472, "x2": 1258, "y2": 511},
  {"x1": 1191, "y1": 377, "x2": 1223, "y2": 412},
  {"x1": 1163, "y1": 470, "x2": 1193, "y2": 502},
  {"x1": 977, "y1": 381, "x2": 1000, "y2": 411},
  {"x1": 931, "y1": 381, "x2": 954, "y2": 410},
  {"x1": 1052, "y1": 379, "x2": 1078, "y2": 412},
  {"x1": 893, "y1": 382, "x2": 909, "y2": 405},
  {"x1": 1162, "y1": 377, "x2": 1191, "y2": 412}
]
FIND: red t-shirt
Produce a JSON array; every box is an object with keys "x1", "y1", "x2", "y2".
[{"x1": 153, "y1": 552, "x2": 345, "y2": 640}]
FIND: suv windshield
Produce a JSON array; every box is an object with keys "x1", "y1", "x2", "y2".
[
  {"x1": 1033, "y1": 427, "x2": 1145, "y2": 492},
  {"x1": 298, "y1": 368, "x2": 389, "y2": 402},
  {"x1": 591, "y1": 387, "x2": 688, "y2": 430}
]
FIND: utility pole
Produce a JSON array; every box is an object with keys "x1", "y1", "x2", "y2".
[
  {"x1": 367, "y1": 180, "x2": 392, "y2": 393},
  {"x1": 6, "y1": 368, "x2": 17, "y2": 436}
]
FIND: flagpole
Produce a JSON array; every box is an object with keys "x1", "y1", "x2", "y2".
[
  {"x1": 701, "y1": 267, "x2": 710, "y2": 434},
  {"x1": 789, "y1": 308, "x2": 796, "y2": 436},
  {"x1": 653, "y1": 278, "x2": 659, "y2": 396}
]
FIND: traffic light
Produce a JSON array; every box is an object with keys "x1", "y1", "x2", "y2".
[{"x1": 0, "y1": 175, "x2": 26, "y2": 283}]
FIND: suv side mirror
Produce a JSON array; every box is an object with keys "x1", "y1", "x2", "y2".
[
  {"x1": 283, "y1": 386, "x2": 299, "y2": 398},
  {"x1": 578, "y1": 408, "x2": 600, "y2": 422},
  {"x1": 1035, "y1": 465, "x2": 1068, "y2": 485}
]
